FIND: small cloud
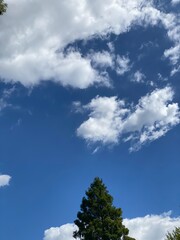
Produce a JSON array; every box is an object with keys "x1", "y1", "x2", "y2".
[
  {"x1": 131, "y1": 71, "x2": 146, "y2": 83},
  {"x1": 139, "y1": 41, "x2": 159, "y2": 51},
  {"x1": 115, "y1": 55, "x2": 131, "y2": 76},
  {"x1": 0, "y1": 86, "x2": 17, "y2": 113},
  {"x1": 0, "y1": 174, "x2": 11, "y2": 187},
  {"x1": 171, "y1": 0, "x2": 180, "y2": 5},
  {"x1": 2, "y1": 86, "x2": 16, "y2": 99},
  {"x1": 162, "y1": 14, "x2": 180, "y2": 67},
  {"x1": 107, "y1": 42, "x2": 115, "y2": 53},
  {"x1": 164, "y1": 45, "x2": 180, "y2": 65},
  {"x1": 157, "y1": 73, "x2": 168, "y2": 82},
  {"x1": 0, "y1": 98, "x2": 9, "y2": 112},
  {"x1": 10, "y1": 118, "x2": 22, "y2": 131},
  {"x1": 89, "y1": 51, "x2": 114, "y2": 69},
  {"x1": 72, "y1": 101, "x2": 84, "y2": 114},
  {"x1": 170, "y1": 65, "x2": 180, "y2": 76},
  {"x1": 43, "y1": 223, "x2": 78, "y2": 240},
  {"x1": 92, "y1": 147, "x2": 100, "y2": 154},
  {"x1": 148, "y1": 80, "x2": 156, "y2": 87}
]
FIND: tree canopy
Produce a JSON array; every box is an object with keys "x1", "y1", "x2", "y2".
[
  {"x1": 165, "y1": 227, "x2": 180, "y2": 240},
  {"x1": 73, "y1": 177, "x2": 135, "y2": 240},
  {"x1": 0, "y1": 0, "x2": 7, "y2": 15}
]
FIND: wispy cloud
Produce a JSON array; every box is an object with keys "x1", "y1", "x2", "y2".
[
  {"x1": 115, "y1": 55, "x2": 131, "y2": 76},
  {"x1": 162, "y1": 11, "x2": 180, "y2": 71},
  {"x1": 131, "y1": 71, "x2": 146, "y2": 83},
  {"x1": 0, "y1": 86, "x2": 15, "y2": 113},
  {"x1": 171, "y1": 65, "x2": 180, "y2": 76}
]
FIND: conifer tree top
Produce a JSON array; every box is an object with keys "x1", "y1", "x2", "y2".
[{"x1": 74, "y1": 177, "x2": 136, "y2": 240}]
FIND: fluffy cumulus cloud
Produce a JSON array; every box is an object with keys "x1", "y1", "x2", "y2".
[
  {"x1": 0, "y1": 174, "x2": 11, "y2": 187},
  {"x1": 0, "y1": 49, "x2": 109, "y2": 88},
  {"x1": 43, "y1": 212, "x2": 180, "y2": 240},
  {"x1": 123, "y1": 86, "x2": 180, "y2": 151},
  {"x1": 77, "y1": 96, "x2": 129, "y2": 144},
  {"x1": 0, "y1": 0, "x2": 179, "y2": 87},
  {"x1": 77, "y1": 86, "x2": 180, "y2": 151},
  {"x1": 124, "y1": 212, "x2": 180, "y2": 240},
  {"x1": 43, "y1": 224, "x2": 78, "y2": 240}
]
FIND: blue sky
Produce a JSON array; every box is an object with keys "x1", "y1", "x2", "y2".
[{"x1": 0, "y1": 0, "x2": 180, "y2": 240}]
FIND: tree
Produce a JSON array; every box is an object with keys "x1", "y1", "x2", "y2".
[
  {"x1": 0, "y1": 0, "x2": 7, "y2": 15},
  {"x1": 165, "y1": 227, "x2": 180, "y2": 240},
  {"x1": 73, "y1": 177, "x2": 135, "y2": 240}
]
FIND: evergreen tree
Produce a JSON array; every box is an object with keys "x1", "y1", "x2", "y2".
[
  {"x1": 0, "y1": 0, "x2": 7, "y2": 15},
  {"x1": 165, "y1": 227, "x2": 180, "y2": 240},
  {"x1": 73, "y1": 177, "x2": 135, "y2": 240}
]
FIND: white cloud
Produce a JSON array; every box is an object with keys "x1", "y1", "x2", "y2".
[
  {"x1": 164, "y1": 44, "x2": 180, "y2": 65},
  {"x1": 72, "y1": 101, "x2": 84, "y2": 114},
  {"x1": 77, "y1": 96, "x2": 128, "y2": 144},
  {"x1": 171, "y1": 65, "x2": 180, "y2": 76},
  {"x1": 115, "y1": 55, "x2": 131, "y2": 75},
  {"x1": 0, "y1": 87, "x2": 15, "y2": 111},
  {"x1": 157, "y1": 73, "x2": 168, "y2": 82},
  {"x1": 0, "y1": 0, "x2": 179, "y2": 87},
  {"x1": 0, "y1": 50, "x2": 109, "y2": 88},
  {"x1": 89, "y1": 51, "x2": 132, "y2": 78},
  {"x1": 124, "y1": 212, "x2": 180, "y2": 240},
  {"x1": 107, "y1": 42, "x2": 115, "y2": 52},
  {"x1": 132, "y1": 71, "x2": 146, "y2": 83},
  {"x1": 171, "y1": 0, "x2": 180, "y2": 5},
  {"x1": 43, "y1": 224, "x2": 78, "y2": 240},
  {"x1": 161, "y1": 12, "x2": 180, "y2": 67},
  {"x1": 77, "y1": 87, "x2": 180, "y2": 151},
  {"x1": 0, "y1": 98, "x2": 9, "y2": 111},
  {"x1": 123, "y1": 86, "x2": 180, "y2": 151},
  {"x1": 89, "y1": 51, "x2": 114, "y2": 68},
  {"x1": 43, "y1": 212, "x2": 180, "y2": 240},
  {"x1": 0, "y1": 174, "x2": 11, "y2": 187}
]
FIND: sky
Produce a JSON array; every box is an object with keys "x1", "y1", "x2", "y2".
[{"x1": 0, "y1": 0, "x2": 180, "y2": 239}]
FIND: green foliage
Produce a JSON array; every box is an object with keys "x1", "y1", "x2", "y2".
[
  {"x1": 165, "y1": 227, "x2": 180, "y2": 240},
  {"x1": 0, "y1": 0, "x2": 7, "y2": 15},
  {"x1": 74, "y1": 177, "x2": 136, "y2": 240}
]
